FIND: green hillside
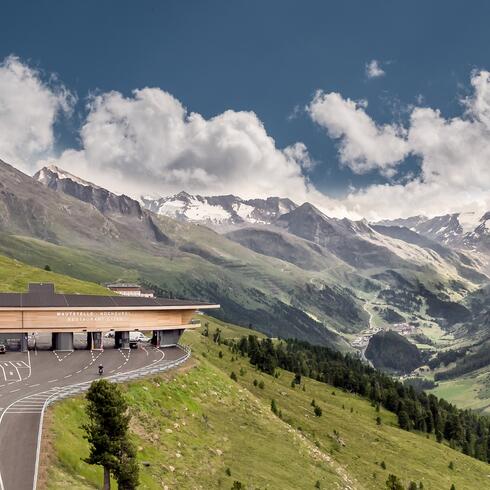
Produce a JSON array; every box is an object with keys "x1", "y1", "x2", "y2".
[
  {"x1": 0, "y1": 254, "x2": 110, "y2": 294},
  {"x1": 43, "y1": 317, "x2": 490, "y2": 490}
]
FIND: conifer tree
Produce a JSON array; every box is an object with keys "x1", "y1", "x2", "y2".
[{"x1": 83, "y1": 379, "x2": 139, "y2": 490}]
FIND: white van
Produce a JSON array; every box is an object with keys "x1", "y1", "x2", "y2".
[{"x1": 130, "y1": 332, "x2": 150, "y2": 342}]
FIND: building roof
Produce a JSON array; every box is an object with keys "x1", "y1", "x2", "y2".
[
  {"x1": 106, "y1": 283, "x2": 142, "y2": 289},
  {"x1": 0, "y1": 284, "x2": 219, "y2": 310}
]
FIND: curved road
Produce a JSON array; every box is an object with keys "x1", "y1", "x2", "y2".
[{"x1": 0, "y1": 344, "x2": 188, "y2": 490}]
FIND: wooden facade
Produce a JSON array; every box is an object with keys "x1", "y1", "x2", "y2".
[
  {"x1": 0, "y1": 283, "x2": 219, "y2": 334},
  {"x1": 0, "y1": 308, "x2": 201, "y2": 333}
]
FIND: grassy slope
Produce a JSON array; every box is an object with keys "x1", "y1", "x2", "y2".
[
  {"x1": 0, "y1": 254, "x2": 110, "y2": 294},
  {"x1": 430, "y1": 369, "x2": 490, "y2": 414},
  {"x1": 45, "y1": 317, "x2": 490, "y2": 490}
]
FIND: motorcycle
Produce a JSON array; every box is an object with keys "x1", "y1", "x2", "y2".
[{"x1": 98, "y1": 364, "x2": 104, "y2": 375}]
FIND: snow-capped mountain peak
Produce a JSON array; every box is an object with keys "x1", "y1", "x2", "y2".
[
  {"x1": 35, "y1": 164, "x2": 100, "y2": 189},
  {"x1": 140, "y1": 192, "x2": 297, "y2": 228}
]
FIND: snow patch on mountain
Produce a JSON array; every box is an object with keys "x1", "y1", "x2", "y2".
[{"x1": 141, "y1": 192, "x2": 297, "y2": 227}]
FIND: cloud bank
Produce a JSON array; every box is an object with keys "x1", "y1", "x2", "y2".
[
  {"x1": 308, "y1": 71, "x2": 490, "y2": 219},
  {"x1": 0, "y1": 55, "x2": 490, "y2": 221},
  {"x1": 46, "y1": 88, "x2": 337, "y2": 208}
]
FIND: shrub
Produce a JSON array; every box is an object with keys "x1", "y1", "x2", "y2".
[
  {"x1": 314, "y1": 405, "x2": 322, "y2": 417},
  {"x1": 230, "y1": 371, "x2": 237, "y2": 381},
  {"x1": 258, "y1": 380, "x2": 265, "y2": 389},
  {"x1": 385, "y1": 474, "x2": 403, "y2": 490},
  {"x1": 271, "y1": 399, "x2": 278, "y2": 415}
]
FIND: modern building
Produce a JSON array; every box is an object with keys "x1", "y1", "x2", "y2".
[
  {"x1": 106, "y1": 283, "x2": 155, "y2": 298},
  {"x1": 0, "y1": 283, "x2": 219, "y2": 351}
]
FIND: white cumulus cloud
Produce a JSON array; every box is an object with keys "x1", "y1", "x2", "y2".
[
  {"x1": 365, "y1": 59, "x2": 385, "y2": 79},
  {"x1": 0, "y1": 55, "x2": 74, "y2": 171},
  {"x1": 308, "y1": 91, "x2": 409, "y2": 176}
]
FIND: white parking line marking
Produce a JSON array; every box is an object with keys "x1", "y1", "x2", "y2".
[
  {"x1": 9, "y1": 388, "x2": 20, "y2": 393},
  {"x1": 47, "y1": 379, "x2": 58, "y2": 383},
  {"x1": 9, "y1": 362, "x2": 22, "y2": 382},
  {"x1": 27, "y1": 383, "x2": 40, "y2": 388}
]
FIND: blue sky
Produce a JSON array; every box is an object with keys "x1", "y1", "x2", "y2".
[{"x1": 1, "y1": 1, "x2": 490, "y2": 218}]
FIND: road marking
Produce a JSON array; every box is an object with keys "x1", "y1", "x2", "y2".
[
  {"x1": 9, "y1": 388, "x2": 20, "y2": 393},
  {"x1": 53, "y1": 351, "x2": 73, "y2": 362},
  {"x1": 27, "y1": 383, "x2": 40, "y2": 388},
  {"x1": 47, "y1": 379, "x2": 58, "y2": 383},
  {"x1": 9, "y1": 362, "x2": 22, "y2": 382},
  {"x1": 63, "y1": 374, "x2": 72, "y2": 379}
]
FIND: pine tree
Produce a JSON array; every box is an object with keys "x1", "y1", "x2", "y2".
[
  {"x1": 83, "y1": 379, "x2": 139, "y2": 490},
  {"x1": 397, "y1": 410, "x2": 410, "y2": 430}
]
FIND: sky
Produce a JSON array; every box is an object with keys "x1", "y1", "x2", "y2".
[{"x1": 1, "y1": 0, "x2": 490, "y2": 219}]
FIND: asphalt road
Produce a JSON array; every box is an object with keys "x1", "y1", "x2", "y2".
[{"x1": 0, "y1": 342, "x2": 187, "y2": 490}]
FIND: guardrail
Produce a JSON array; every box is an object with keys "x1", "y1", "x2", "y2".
[{"x1": 33, "y1": 344, "x2": 192, "y2": 490}]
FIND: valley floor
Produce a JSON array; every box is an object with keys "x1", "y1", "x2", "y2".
[{"x1": 41, "y1": 318, "x2": 490, "y2": 490}]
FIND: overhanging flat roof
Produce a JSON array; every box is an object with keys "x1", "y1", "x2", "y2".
[{"x1": 0, "y1": 284, "x2": 219, "y2": 311}]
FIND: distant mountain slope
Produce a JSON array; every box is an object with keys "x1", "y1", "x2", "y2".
[
  {"x1": 140, "y1": 191, "x2": 297, "y2": 228},
  {"x1": 225, "y1": 226, "x2": 342, "y2": 271},
  {"x1": 378, "y1": 211, "x2": 489, "y2": 251},
  {"x1": 366, "y1": 330, "x2": 423, "y2": 373}
]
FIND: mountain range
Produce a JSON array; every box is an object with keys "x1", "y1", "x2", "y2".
[{"x1": 0, "y1": 161, "x2": 483, "y2": 359}]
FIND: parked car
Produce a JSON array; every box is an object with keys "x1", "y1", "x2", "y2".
[{"x1": 0, "y1": 344, "x2": 6, "y2": 354}]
